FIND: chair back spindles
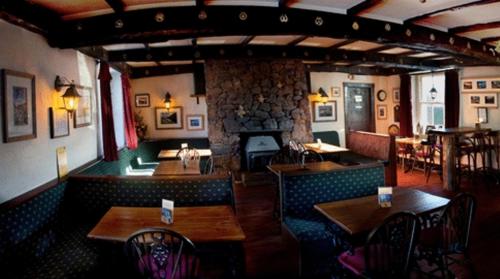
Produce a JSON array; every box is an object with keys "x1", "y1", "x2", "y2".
[{"x1": 439, "y1": 193, "x2": 476, "y2": 254}]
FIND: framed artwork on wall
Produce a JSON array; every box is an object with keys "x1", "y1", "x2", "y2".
[
  {"x1": 392, "y1": 88, "x2": 400, "y2": 103},
  {"x1": 49, "y1": 107, "x2": 69, "y2": 138},
  {"x1": 155, "y1": 107, "x2": 183, "y2": 129},
  {"x1": 461, "y1": 77, "x2": 500, "y2": 92},
  {"x1": 135, "y1": 93, "x2": 150, "y2": 107},
  {"x1": 312, "y1": 101, "x2": 337, "y2": 122},
  {"x1": 331, "y1": 87, "x2": 341, "y2": 97},
  {"x1": 74, "y1": 87, "x2": 92, "y2": 128},
  {"x1": 377, "y1": 104, "x2": 388, "y2": 120},
  {"x1": 469, "y1": 95, "x2": 481, "y2": 107},
  {"x1": 1, "y1": 69, "x2": 36, "y2": 142},
  {"x1": 477, "y1": 108, "x2": 488, "y2": 124},
  {"x1": 186, "y1": 114, "x2": 204, "y2": 131},
  {"x1": 483, "y1": 93, "x2": 498, "y2": 107}
]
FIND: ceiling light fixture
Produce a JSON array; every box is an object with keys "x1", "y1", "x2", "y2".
[{"x1": 429, "y1": 72, "x2": 437, "y2": 100}]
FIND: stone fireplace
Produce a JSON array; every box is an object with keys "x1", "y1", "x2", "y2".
[{"x1": 205, "y1": 58, "x2": 313, "y2": 170}]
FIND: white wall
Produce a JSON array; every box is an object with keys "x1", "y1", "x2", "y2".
[
  {"x1": 130, "y1": 74, "x2": 208, "y2": 139},
  {"x1": 110, "y1": 69, "x2": 125, "y2": 149},
  {"x1": 460, "y1": 67, "x2": 500, "y2": 130},
  {"x1": 309, "y1": 72, "x2": 400, "y2": 146},
  {"x1": 0, "y1": 20, "x2": 98, "y2": 203}
]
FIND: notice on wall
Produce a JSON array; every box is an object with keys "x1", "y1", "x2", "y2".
[
  {"x1": 354, "y1": 95, "x2": 363, "y2": 102},
  {"x1": 56, "y1": 147, "x2": 69, "y2": 179}
]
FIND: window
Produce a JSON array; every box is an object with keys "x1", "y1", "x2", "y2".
[{"x1": 415, "y1": 73, "x2": 445, "y2": 131}]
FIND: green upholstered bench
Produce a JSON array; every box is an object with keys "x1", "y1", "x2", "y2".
[
  {"x1": 280, "y1": 163, "x2": 385, "y2": 278},
  {"x1": 0, "y1": 173, "x2": 233, "y2": 279},
  {"x1": 312, "y1": 131, "x2": 340, "y2": 146}
]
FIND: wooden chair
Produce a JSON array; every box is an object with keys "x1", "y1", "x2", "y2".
[
  {"x1": 300, "y1": 149, "x2": 323, "y2": 164},
  {"x1": 338, "y1": 212, "x2": 420, "y2": 279},
  {"x1": 416, "y1": 193, "x2": 476, "y2": 278},
  {"x1": 124, "y1": 228, "x2": 198, "y2": 279}
]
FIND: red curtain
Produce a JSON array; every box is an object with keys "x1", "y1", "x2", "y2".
[
  {"x1": 399, "y1": 74, "x2": 413, "y2": 137},
  {"x1": 445, "y1": 70, "x2": 460, "y2": 128},
  {"x1": 98, "y1": 62, "x2": 119, "y2": 161},
  {"x1": 121, "y1": 74, "x2": 138, "y2": 149}
]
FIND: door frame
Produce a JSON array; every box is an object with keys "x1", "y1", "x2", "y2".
[{"x1": 343, "y1": 82, "x2": 375, "y2": 139}]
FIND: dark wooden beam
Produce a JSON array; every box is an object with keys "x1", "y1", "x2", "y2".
[
  {"x1": 366, "y1": 45, "x2": 396, "y2": 54},
  {"x1": 405, "y1": 0, "x2": 500, "y2": 23},
  {"x1": 44, "y1": 6, "x2": 498, "y2": 64},
  {"x1": 107, "y1": 45, "x2": 444, "y2": 70},
  {"x1": 130, "y1": 64, "x2": 195, "y2": 79},
  {"x1": 329, "y1": 39, "x2": 357, "y2": 50},
  {"x1": 105, "y1": 0, "x2": 125, "y2": 13},
  {"x1": 346, "y1": 0, "x2": 383, "y2": 16},
  {"x1": 305, "y1": 63, "x2": 409, "y2": 76},
  {"x1": 288, "y1": 36, "x2": 308, "y2": 46},
  {"x1": 241, "y1": 36, "x2": 255, "y2": 46},
  {"x1": 482, "y1": 36, "x2": 500, "y2": 43},
  {"x1": 279, "y1": 0, "x2": 293, "y2": 9},
  {"x1": 450, "y1": 21, "x2": 500, "y2": 34},
  {"x1": 0, "y1": 0, "x2": 61, "y2": 34},
  {"x1": 196, "y1": 0, "x2": 205, "y2": 7}
]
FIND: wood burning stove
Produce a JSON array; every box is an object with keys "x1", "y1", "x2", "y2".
[{"x1": 244, "y1": 135, "x2": 280, "y2": 171}]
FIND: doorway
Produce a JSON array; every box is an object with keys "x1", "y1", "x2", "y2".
[{"x1": 343, "y1": 82, "x2": 375, "y2": 134}]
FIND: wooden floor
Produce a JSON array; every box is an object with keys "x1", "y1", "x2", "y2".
[{"x1": 234, "y1": 168, "x2": 500, "y2": 279}]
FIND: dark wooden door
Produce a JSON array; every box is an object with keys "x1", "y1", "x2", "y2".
[{"x1": 344, "y1": 83, "x2": 375, "y2": 133}]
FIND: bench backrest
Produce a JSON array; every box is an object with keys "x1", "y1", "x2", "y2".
[
  {"x1": 313, "y1": 131, "x2": 340, "y2": 146},
  {"x1": 281, "y1": 163, "x2": 385, "y2": 218},
  {"x1": 66, "y1": 174, "x2": 234, "y2": 222}
]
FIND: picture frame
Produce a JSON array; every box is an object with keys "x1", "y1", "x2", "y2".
[
  {"x1": 377, "y1": 104, "x2": 388, "y2": 120},
  {"x1": 392, "y1": 88, "x2": 400, "y2": 103},
  {"x1": 186, "y1": 114, "x2": 204, "y2": 131},
  {"x1": 49, "y1": 107, "x2": 69, "y2": 138},
  {"x1": 312, "y1": 101, "x2": 337, "y2": 122},
  {"x1": 135, "y1": 93, "x2": 150, "y2": 107},
  {"x1": 393, "y1": 105, "x2": 400, "y2": 122},
  {"x1": 331, "y1": 87, "x2": 341, "y2": 97},
  {"x1": 469, "y1": 95, "x2": 481, "y2": 107},
  {"x1": 483, "y1": 93, "x2": 498, "y2": 108},
  {"x1": 477, "y1": 107, "x2": 488, "y2": 124},
  {"x1": 1, "y1": 69, "x2": 36, "y2": 142},
  {"x1": 74, "y1": 87, "x2": 92, "y2": 128},
  {"x1": 462, "y1": 77, "x2": 500, "y2": 92},
  {"x1": 155, "y1": 107, "x2": 183, "y2": 129}
]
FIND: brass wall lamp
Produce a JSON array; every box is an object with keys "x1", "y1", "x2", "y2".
[{"x1": 55, "y1": 75, "x2": 81, "y2": 113}]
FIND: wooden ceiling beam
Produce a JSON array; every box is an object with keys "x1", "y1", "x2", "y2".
[
  {"x1": 241, "y1": 36, "x2": 255, "y2": 46},
  {"x1": 279, "y1": 0, "x2": 293, "y2": 9},
  {"x1": 329, "y1": 39, "x2": 357, "y2": 50},
  {"x1": 482, "y1": 36, "x2": 500, "y2": 43},
  {"x1": 346, "y1": 0, "x2": 383, "y2": 16},
  {"x1": 288, "y1": 35, "x2": 308, "y2": 46},
  {"x1": 305, "y1": 63, "x2": 409, "y2": 76},
  {"x1": 43, "y1": 6, "x2": 498, "y2": 64},
  {"x1": 105, "y1": 0, "x2": 125, "y2": 13},
  {"x1": 450, "y1": 21, "x2": 500, "y2": 34},
  {"x1": 0, "y1": 0, "x2": 61, "y2": 34},
  {"x1": 404, "y1": 0, "x2": 500, "y2": 23},
  {"x1": 130, "y1": 64, "x2": 195, "y2": 79}
]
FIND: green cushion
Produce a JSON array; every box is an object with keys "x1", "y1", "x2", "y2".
[{"x1": 313, "y1": 131, "x2": 340, "y2": 146}]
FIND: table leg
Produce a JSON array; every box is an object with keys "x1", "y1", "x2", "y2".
[{"x1": 442, "y1": 135, "x2": 457, "y2": 191}]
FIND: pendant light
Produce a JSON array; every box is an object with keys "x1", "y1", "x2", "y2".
[{"x1": 429, "y1": 72, "x2": 437, "y2": 100}]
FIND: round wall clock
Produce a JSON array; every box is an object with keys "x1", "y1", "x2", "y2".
[
  {"x1": 377, "y1": 90, "x2": 387, "y2": 102},
  {"x1": 388, "y1": 124, "x2": 400, "y2": 136}
]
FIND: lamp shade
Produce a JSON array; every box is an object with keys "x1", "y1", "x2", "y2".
[
  {"x1": 62, "y1": 84, "x2": 81, "y2": 112},
  {"x1": 318, "y1": 87, "x2": 329, "y2": 104},
  {"x1": 429, "y1": 86, "x2": 437, "y2": 100}
]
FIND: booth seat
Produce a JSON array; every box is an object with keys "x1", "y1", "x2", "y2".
[
  {"x1": 0, "y1": 173, "x2": 233, "y2": 279},
  {"x1": 280, "y1": 163, "x2": 385, "y2": 278},
  {"x1": 312, "y1": 131, "x2": 340, "y2": 146},
  {"x1": 80, "y1": 138, "x2": 209, "y2": 175}
]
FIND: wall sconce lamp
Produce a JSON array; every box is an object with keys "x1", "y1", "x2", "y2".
[
  {"x1": 164, "y1": 92, "x2": 172, "y2": 111},
  {"x1": 55, "y1": 75, "x2": 80, "y2": 113},
  {"x1": 318, "y1": 87, "x2": 329, "y2": 104}
]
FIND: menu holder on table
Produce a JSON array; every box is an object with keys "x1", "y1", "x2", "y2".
[
  {"x1": 378, "y1": 187, "x2": 393, "y2": 208},
  {"x1": 161, "y1": 199, "x2": 174, "y2": 224}
]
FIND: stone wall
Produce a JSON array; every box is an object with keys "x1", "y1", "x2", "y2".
[{"x1": 205, "y1": 59, "x2": 313, "y2": 168}]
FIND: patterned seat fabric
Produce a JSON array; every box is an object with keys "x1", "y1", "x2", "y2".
[{"x1": 281, "y1": 164, "x2": 384, "y2": 277}]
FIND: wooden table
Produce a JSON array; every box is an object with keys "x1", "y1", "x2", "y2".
[
  {"x1": 158, "y1": 149, "x2": 212, "y2": 159},
  {"x1": 428, "y1": 127, "x2": 491, "y2": 191},
  {"x1": 314, "y1": 188, "x2": 449, "y2": 235},
  {"x1": 153, "y1": 160, "x2": 201, "y2": 176},
  {"x1": 267, "y1": 161, "x2": 345, "y2": 176},
  {"x1": 396, "y1": 137, "x2": 422, "y2": 146},
  {"x1": 304, "y1": 143, "x2": 349, "y2": 154},
  {"x1": 88, "y1": 205, "x2": 245, "y2": 243}
]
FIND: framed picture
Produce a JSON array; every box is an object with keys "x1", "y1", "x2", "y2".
[
  {"x1": 135, "y1": 93, "x2": 150, "y2": 107},
  {"x1": 186, "y1": 114, "x2": 204, "y2": 131},
  {"x1": 49, "y1": 107, "x2": 69, "y2": 138},
  {"x1": 331, "y1": 87, "x2": 341, "y2": 97},
  {"x1": 483, "y1": 93, "x2": 498, "y2": 108},
  {"x1": 74, "y1": 87, "x2": 92, "y2": 128},
  {"x1": 377, "y1": 104, "x2": 388, "y2": 120},
  {"x1": 462, "y1": 77, "x2": 500, "y2": 92},
  {"x1": 392, "y1": 88, "x2": 400, "y2": 103},
  {"x1": 155, "y1": 107, "x2": 183, "y2": 129},
  {"x1": 1, "y1": 69, "x2": 36, "y2": 142},
  {"x1": 312, "y1": 101, "x2": 337, "y2": 122},
  {"x1": 477, "y1": 108, "x2": 488, "y2": 124},
  {"x1": 469, "y1": 95, "x2": 481, "y2": 107},
  {"x1": 393, "y1": 105, "x2": 400, "y2": 122}
]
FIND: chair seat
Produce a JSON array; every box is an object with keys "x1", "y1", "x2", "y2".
[{"x1": 339, "y1": 247, "x2": 365, "y2": 276}]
